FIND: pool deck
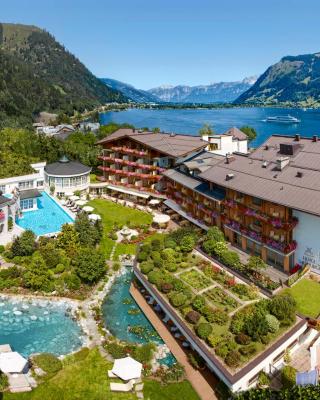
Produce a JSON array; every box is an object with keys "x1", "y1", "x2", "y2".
[{"x1": 130, "y1": 284, "x2": 218, "y2": 400}]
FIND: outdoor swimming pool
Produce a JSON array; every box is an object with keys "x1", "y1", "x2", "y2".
[
  {"x1": 0, "y1": 297, "x2": 84, "y2": 357},
  {"x1": 102, "y1": 269, "x2": 176, "y2": 366},
  {"x1": 16, "y1": 192, "x2": 74, "y2": 236}
]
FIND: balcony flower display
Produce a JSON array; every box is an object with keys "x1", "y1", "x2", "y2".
[
  {"x1": 0, "y1": 211, "x2": 5, "y2": 221},
  {"x1": 247, "y1": 230, "x2": 262, "y2": 242},
  {"x1": 266, "y1": 238, "x2": 297, "y2": 254},
  {"x1": 223, "y1": 199, "x2": 237, "y2": 208},
  {"x1": 212, "y1": 211, "x2": 219, "y2": 218}
]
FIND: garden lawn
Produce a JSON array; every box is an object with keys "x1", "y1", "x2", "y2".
[
  {"x1": 4, "y1": 348, "x2": 136, "y2": 400},
  {"x1": 143, "y1": 380, "x2": 200, "y2": 400},
  {"x1": 179, "y1": 268, "x2": 212, "y2": 290},
  {"x1": 88, "y1": 199, "x2": 152, "y2": 259},
  {"x1": 284, "y1": 278, "x2": 320, "y2": 318}
]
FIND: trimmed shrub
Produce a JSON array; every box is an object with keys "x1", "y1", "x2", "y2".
[
  {"x1": 220, "y1": 250, "x2": 241, "y2": 269},
  {"x1": 140, "y1": 261, "x2": 154, "y2": 274},
  {"x1": 196, "y1": 323, "x2": 213, "y2": 339},
  {"x1": 206, "y1": 227, "x2": 225, "y2": 243},
  {"x1": 161, "y1": 282, "x2": 173, "y2": 293},
  {"x1": 209, "y1": 309, "x2": 229, "y2": 325},
  {"x1": 261, "y1": 334, "x2": 272, "y2": 345},
  {"x1": 239, "y1": 344, "x2": 257, "y2": 356},
  {"x1": 133, "y1": 343, "x2": 155, "y2": 363},
  {"x1": 105, "y1": 342, "x2": 126, "y2": 359},
  {"x1": 235, "y1": 333, "x2": 251, "y2": 345},
  {"x1": 137, "y1": 251, "x2": 148, "y2": 262},
  {"x1": 266, "y1": 314, "x2": 280, "y2": 333},
  {"x1": 151, "y1": 238, "x2": 162, "y2": 251},
  {"x1": 180, "y1": 235, "x2": 195, "y2": 253},
  {"x1": 33, "y1": 353, "x2": 62, "y2": 374},
  {"x1": 281, "y1": 365, "x2": 297, "y2": 389},
  {"x1": 147, "y1": 269, "x2": 163, "y2": 286},
  {"x1": 245, "y1": 312, "x2": 269, "y2": 341},
  {"x1": 169, "y1": 292, "x2": 187, "y2": 308},
  {"x1": 215, "y1": 342, "x2": 231, "y2": 358},
  {"x1": 54, "y1": 263, "x2": 65, "y2": 274},
  {"x1": 268, "y1": 294, "x2": 296, "y2": 322},
  {"x1": 186, "y1": 310, "x2": 201, "y2": 324},
  {"x1": 207, "y1": 334, "x2": 223, "y2": 348},
  {"x1": 225, "y1": 350, "x2": 241, "y2": 368},
  {"x1": 192, "y1": 295, "x2": 206, "y2": 312},
  {"x1": 0, "y1": 373, "x2": 8, "y2": 391}
]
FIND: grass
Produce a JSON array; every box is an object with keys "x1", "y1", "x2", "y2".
[
  {"x1": 4, "y1": 348, "x2": 200, "y2": 400},
  {"x1": 284, "y1": 277, "x2": 320, "y2": 318},
  {"x1": 87, "y1": 199, "x2": 152, "y2": 259},
  {"x1": 143, "y1": 380, "x2": 200, "y2": 400},
  {"x1": 4, "y1": 348, "x2": 136, "y2": 400}
]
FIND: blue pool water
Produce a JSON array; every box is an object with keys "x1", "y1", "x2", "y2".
[
  {"x1": 0, "y1": 297, "x2": 84, "y2": 357},
  {"x1": 102, "y1": 269, "x2": 176, "y2": 366},
  {"x1": 16, "y1": 192, "x2": 74, "y2": 236}
]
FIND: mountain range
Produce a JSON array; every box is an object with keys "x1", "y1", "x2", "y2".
[
  {"x1": 236, "y1": 52, "x2": 320, "y2": 106},
  {"x1": 101, "y1": 77, "x2": 257, "y2": 104},
  {"x1": 0, "y1": 23, "x2": 126, "y2": 125},
  {"x1": 148, "y1": 77, "x2": 257, "y2": 103}
]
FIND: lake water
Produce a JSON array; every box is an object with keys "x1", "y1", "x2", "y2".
[{"x1": 100, "y1": 107, "x2": 320, "y2": 147}]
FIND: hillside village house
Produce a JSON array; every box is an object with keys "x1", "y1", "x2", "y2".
[{"x1": 96, "y1": 129, "x2": 320, "y2": 274}]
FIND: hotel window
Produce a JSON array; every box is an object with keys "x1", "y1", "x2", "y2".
[
  {"x1": 272, "y1": 350, "x2": 285, "y2": 364},
  {"x1": 18, "y1": 181, "x2": 33, "y2": 190},
  {"x1": 248, "y1": 371, "x2": 262, "y2": 386},
  {"x1": 252, "y1": 196, "x2": 262, "y2": 207},
  {"x1": 20, "y1": 199, "x2": 34, "y2": 210},
  {"x1": 37, "y1": 181, "x2": 44, "y2": 187},
  {"x1": 0, "y1": 185, "x2": 5, "y2": 193},
  {"x1": 55, "y1": 178, "x2": 62, "y2": 187}
]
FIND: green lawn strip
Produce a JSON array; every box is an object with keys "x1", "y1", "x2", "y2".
[
  {"x1": 283, "y1": 278, "x2": 320, "y2": 318},
  {"x1": 4, "y1": 348, "x2": 136, "y2": 400},
  {"x1": 143, "y1": 380, "x2": 200, "y2": 400},
  {"x1": 87, "y1": 199, "x2": 152, "y2": 259}
]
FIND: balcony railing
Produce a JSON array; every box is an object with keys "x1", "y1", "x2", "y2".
[
  {"x1": 98, "y1": 166, "x2": 162, "y2": 181},
  {"x1": 110, "y1": 146, "x2": 149, "y2": 157},
  {"x1": 224, "y1": 217, "x2": 297, "y2": 254},
  {"x1": 222, "y1": 199, "x2": 298, "y2": 231},
  {"x1": 98, "y1": 155, "x2": 165, "y2": 172}
]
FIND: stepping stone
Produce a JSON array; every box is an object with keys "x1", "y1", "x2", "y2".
[{"x1": 136, "y1": 392, "x2": 144, "y2": 399}]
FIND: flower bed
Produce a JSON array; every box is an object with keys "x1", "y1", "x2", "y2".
[
  {"x1": 203, "y1": 286, "x2": 239, "y2": 311},
  {"x1": 179, "y1": 268, "x2": 212, "y2": 290}
]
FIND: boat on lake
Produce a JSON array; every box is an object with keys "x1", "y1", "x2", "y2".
[{"x1": 266, "y1": 115, "x2": 301, "y2": 124}]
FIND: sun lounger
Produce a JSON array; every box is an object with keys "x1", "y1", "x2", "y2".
[
  {"x1": 108, "y1": 370, "x2": 117, "y2": 378},
  {"x1": 110, "y1": 380, "x2": 134, "y2": 392}
]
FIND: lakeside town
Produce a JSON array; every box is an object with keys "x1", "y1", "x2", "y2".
[{"x1": 0, "y1": 117, "x2": 320, "y2": 399}]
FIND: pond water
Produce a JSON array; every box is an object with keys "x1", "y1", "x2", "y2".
[
  {"x1": 102, "y1": 269, "x2": 176, "y2": 366},
  {"x1": 0, "y1": 297, "x2": 84, "y2": 357},
  {"x1": 100, "y1": 107, "x2": 320, "y2": 147}
]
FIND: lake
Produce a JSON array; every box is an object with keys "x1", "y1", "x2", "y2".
[{"x1": 100, "y1": 107, "x2": 320, "y2": 147}]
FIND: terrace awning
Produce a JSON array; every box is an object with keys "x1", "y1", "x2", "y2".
[
  {"x1": 164, "y1": 199, "x2": 209, "y2": 231},
  {"x1": 0, "y1": 352, "x2": 28, "y2": 373},
  {"x1": 107, "y1": 185, "x2": 150, "y2": 199},
  {"x1": 111, "y1": 357, "x2": 142, "y2": 381}
]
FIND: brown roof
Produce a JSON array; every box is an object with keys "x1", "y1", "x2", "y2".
[
  {"x1": 96, "y1": 128, "x2": 207, "y2": 158},
  {"x1": 199, "y1": 135, "x2": 320, "y2": 216},
  {"x1": 223, "y1": 127, "x2": 247, "y2": 141}
]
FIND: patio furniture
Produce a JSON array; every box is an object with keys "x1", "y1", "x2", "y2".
[
  {"x1": 75, "y1": 200, "x2": 87, "y2": 206},
  {"x1": 111, "y1": 356, "x2": 142, "y2": 381},
  {"x1": 110, "y1": 380, "x2": 134, "y2": 392},
  {"x1": 89, "y1": 214, "x2": 101, "y2": 221},
  {"x1": 83, "y1": 206, "x2": 94, "y2": 213},
  {"x1": 108, "y1": 370, "x2": 117, "y2": 378}
]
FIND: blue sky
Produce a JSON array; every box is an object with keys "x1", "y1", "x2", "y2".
[{"x1": 2, "y1": 0, "x2": 320, "y2": 89}]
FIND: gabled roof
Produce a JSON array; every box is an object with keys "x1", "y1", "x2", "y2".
[
  {"x1": 96, "y1": 129, "x2": 207, "y2": 158},
  {"x1": 199, "y1": 135, "x2": 320, "y2": 216},
  {"x1": 223, "y1": 127, "x2": 247, "y2": 141}
]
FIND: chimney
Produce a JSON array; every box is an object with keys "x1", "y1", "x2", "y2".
[
  {"x1": 225, "y1": 153, "x2": 235, "y2": 164},
  {"x1": 276, "y1": 156, "x2": 290, "y2": 171},
  {"x1": 226, "y1": 173, "x2": 234, "y2": 181},
  {"x1": 295, "y1": 134, "x2": 300, "y2": 142},
  {"x1": 313, "y1": 135, "x2": 318, "y2": 142},
  {"x1": 296, "y1": 171, "x2": 303, "y2": 178}
]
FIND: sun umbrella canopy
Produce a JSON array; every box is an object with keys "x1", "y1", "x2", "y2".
[
  {"x1": 69, "y1": 195, "x2": 80, "y2": 201},
  {"x1": 88, "y1": 213, "x2": 101, "y2": 221},
  {"x1": 111, "y1": 356, "x2": 142, "y2": 381},
  {"x1": 75, "y1": 200, "x2": 87, "y2": 206},
  {"x1": 0, "y1": 352, "x2": 28, "y2": 373},
  {"x1": 83, "y1": 206, "x2": 94, "y2": 213},
  {"x1": 153, "y1": 213, "x2": 170, "y2": 225},
  {"x1": 149, "y1": 199, "x2": 160, "y2": 206}
]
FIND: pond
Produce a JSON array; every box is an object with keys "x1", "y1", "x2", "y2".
[
  {"x1": 102, "y1": 269, "x2": 176, "y2": 366},
  {"x1": 0, "y1": 297, "x2": 84, "y2": 357}
]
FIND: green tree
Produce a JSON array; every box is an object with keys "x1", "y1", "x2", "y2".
[
  {"x1": 11, "y1": 230, "x2": 36, "y2": 257},
  {"x1": 198, "y1": 123, "x2": 214, "y2": 137},
  {"x1": 74, "y1": 213, "x2": 102, "y2": 247},
  {"x1": 39, "y1": 240, "x2": 63, "y2": 269},
  {"x1": 180, "y1": 235, "x2": 195, "y2": 253},
  {"x1": 206, "y1": 227, "x2": 225, "y2": 243},
  {"x1": 23, "y1": 254, "x2": 53, "y2": 291},
  {"x1": 247, "y1": 256, "x2": 267, "y2": 271},
  {"x1": 56, "y1": 224, "x2": 80, "y2": 257},
  {"x1": 75, "y1": 248, "x2": 106, "y2": 283},
  {"x1": 240, "y1": 126, "x2": 257, "y2": 142}
]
